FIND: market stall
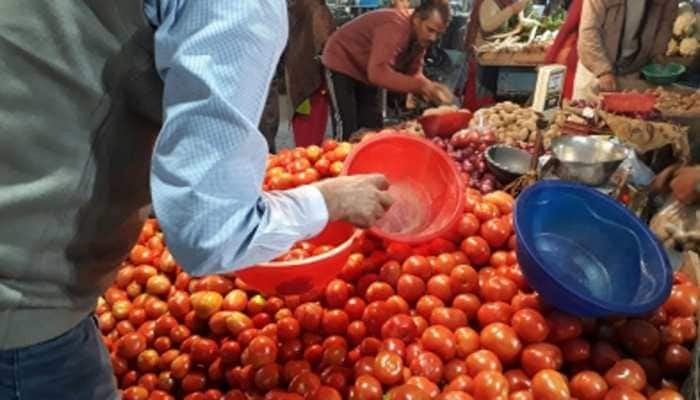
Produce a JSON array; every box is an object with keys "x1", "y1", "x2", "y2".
[{"x1": 99, "y1": 79, "x2": 700, "y2": 399}]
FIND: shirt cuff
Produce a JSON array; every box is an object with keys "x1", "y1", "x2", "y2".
[{"x1": 285, "y1": 185, "x2": 330, "y2": 239}]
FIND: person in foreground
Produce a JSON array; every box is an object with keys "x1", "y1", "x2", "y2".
[
  {"x1": 322, "y1": 0, "x2": 454, "y2": 140},
  {"x1": 0, "y1": 1, "x2": 391, "y2": 399}
]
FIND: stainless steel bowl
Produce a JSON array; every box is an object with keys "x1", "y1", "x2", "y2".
[
  {"x1": 485, "y1": 145, "x2": 533, "y2": 184},
  {"x1": 551, "y1": 136, "x2": 629, "y2": 186}
]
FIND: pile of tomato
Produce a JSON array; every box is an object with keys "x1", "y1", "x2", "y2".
[{"x1": 98, "y1": 140, "x2": 698, "y2": 400}]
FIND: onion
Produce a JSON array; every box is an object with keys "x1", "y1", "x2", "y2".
[
  {"x1": 462, "y1": 160, "x2": 474, "y2": 173},
  {"x1": 480, "y1": 181, "x2": 494, "y2": 193},
  {"x1": 466, "y1": 130, "x2": 480, "y2": 143},
  {"x1": 477, "y1": 161, "x2": 487, "y2": 173}
]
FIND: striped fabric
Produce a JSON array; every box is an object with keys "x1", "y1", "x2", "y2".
[{"x1": 144, "y1": 0, "x2": 329, "y2": 276}]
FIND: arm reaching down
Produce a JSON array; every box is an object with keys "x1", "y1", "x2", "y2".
[{"x1": 148, "y1": 0, "x2": 329, "y2": 276}]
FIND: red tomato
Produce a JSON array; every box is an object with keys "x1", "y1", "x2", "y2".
[
  {"x1": 480, "y1": 276, "x2": 518, "y2": 303},
  {"x1": 473, "y1": 202, "x2": 501, "y2": 222},
  {"x1": 604, "y1": 386, "x2": 646, "y2": 400},
  {"x1": 386, "y1": 384, "x2": 431, "y2": 400},
  {"x1": 409, "y1": 351, "x2": 444, "y2": 383},
  {"x1": 505, "y1": 369, "x2": 531, "y2": 392},
  {"x1": 381, "y1": 314, "x2": 418, "y2": 343},
  {"x1": 247, "y1": 336, "x2": 278, "y2": 368},
  {"x1": 616, "y1": 319, "x2": 660, "y2": 357},
  {"x1": 472, "y1": 370, "x2": 509, "y2": 400},
  {"x1": 649, "y1": 389, "x2": 685, "y2": 400},
  {"x1": 421, "y1": 325, "x2": 457, "y2": 362},
  {"x1": 397, "y1": 274, "x2": 426, "y2": 304},
  {"x1": 480, "y1": 322, "x2": 522, "y2": 365},
  {"x1": 521, "y1": 343, "x2": 563, "y2": 377},
  {"x1": 663, "y1": 284, "x2": 700, "y2": 317},
  {"x1": 452, "y1": 294, "x2": 481, "y2": 320},
  {"x1": 477, "y1": 302, "x2": 512, "y2": 326},
  {"x1": 546, "y1": 311, "x2": 583, "y2": 343},
  {"x1": 604, "y1": 359, "x2": 647, "y2": 391},
  {"x1": 117, "y1": 333, "x2": 147, "y2": 360},
  {"x1": 461, "y1": 237, "x2": 491, "y2": 266},
  {"x1": 531, "y1": 370, "x2": 570, "y2": 400},
  {"x1": 354, "y1": 374, "x2": 383, "y2": 400},
  {"x1": 480, "y1": 218, "x2": 511, "y2": 249},
  {"x1": 511, "y1": 308, "x2": 550, "y2": 344},
  {"x1": 466, "y1": 349, "x2": 502, "y2": 376},
  {"x1": 561, "y1": 338, "x2": 591, "y2": 363},
  {"x1": 660, "y1": 344, "x2": 691, "y2": 376},
  {"x1": 289, "y1": 371, "x2": 322, "y2": 397},
  {"x1": 458, "y1": 213, "x2": 481, "y2": 237},
  {"x1": 426, "y1": 274, "x2": 454, "y2": 303},
  {"x1": 403, "y1": 256, "x2": 432, "y2": 280},
  {"x1": 374, "y1": 351, "x2": 404, "y2": 385},
  {"x1": 405, "y1": 376, "x2": 439, "y2": 399},
  {"x1": 450, "y1": 265, "x2": 479, "y2": 295},
  {"x1": 429, "y1": 307, "x2": 467, "y2": 332},
  {"x1": 570, "y1": 371, "x2": 608, "y2": 400}
]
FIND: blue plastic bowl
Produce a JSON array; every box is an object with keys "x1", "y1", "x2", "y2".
[{"x1": 514, "y1": 181, "x2": 672, "y2": 317}]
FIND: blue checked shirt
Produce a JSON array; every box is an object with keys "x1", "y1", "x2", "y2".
[{"x1": 144, "y1": 0, "x2": 328, "y2": 276}]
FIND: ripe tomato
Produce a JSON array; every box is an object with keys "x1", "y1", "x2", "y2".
[
  {"x1": 458, "y1": 213, "x2": 481, "y2": 237},
  {"x1": 190, "y1": 337, "x2": 219, "y2": 366},
  {"x1": 531, "y1": 369, "x2": 569, "y2": 400},
  {"x1": 663, "y1": 285, "x2": 700, "y2": 317},
  {"x1": 247, "y1": 335, "x2": 278, "y2": 368},
  {"x1": 511, "y1": 308, "x2": 550, "y2": 344},
  {"x1": 546, "y1": 311, "x2": 583, "y2": 342},
  {"x1": 421, "y1": 325, "x2": 457, "y2": 361},
  {"x1": 295, "y1": 302, "x2": 323, "y2": 331},
  {"x1": 649, "y1": 389, "x2": 685, "y2": 400},
  {"x1": 561, "y1": 338, "x2": 591, "y2": 363},
  {"x1": 405, "y1": 376, "x2": 439, "y2": 398},
  {"x1": 402, "y1": 256, "x2": 432, "y2": 280},
  {"x1": 604, "y1": 359, "x2": 646, "y2": 391},
  {"x1": 354, "y1": 374, "x2": 383, "y2": 400},
  {"x1": 386, "y1": 384, "x2": 431, "y2": 400},
  {"x1": 466, "y1": 349, "x2": 502, "y2": 376},
  {"x1": 365, "y1": 282, "x2": 394, "y2": 303},
  {"x1": 450, "y1": 265, "x2": 479, "y2": 295},
  {"x1": 117, "y1": 332, "x2": 147, "y2": 360},
  {"x1": 461, "y1": 237, "x2": 491, "y2": 266},
  {"x1": 615, "y1": 319, "x2": 660, "y2": 357},
  {"x1": 505, "y1": 369, "x2": 531, "y2": 392},
  {"x1": 604, "y1": 386, "x2": 646, "y2": 400},
  {"x1": 480, "y1": 218, "x2": 511, "y2": 248},
  {"x1": 480, "y1": 322, "x2": 522, "y2": 365},
  {"x1": 480, "y1": 276, "x2": 518, "y2": 303},
  {"x1": 660, "y1": 344, "x2": 691, "y2": 376},
  {"x1": 374, "y1": 351, "x2": 404, "y2": 385},
  {"x1": 521, "y1": 343, "x2": 563, "y2": 377},
  {"x1": 427, "y1": 274, "x2": 453, "y2": 303},
  {"x1": 409, "y1": 351, "x2": 444, "y2": 383},
  {"x1": 472, "y1": 370, "x2": 509, "y2": 400},
  {"x1": 473, "y1": 202, "x2": 501, "y2": 222},
  {"x1": 452, "y1": 293, "x2": 481, "y2": 320},
  {"x1": 381, "y1": 314, "x2": 418, "y2": 343},
  {"x1": 397, "y1": 274, "x2": 426, "y2": 304},
  {"x1": 430, "y1": 307, "x2": 467, "y2": 332},
  {"x1": 477, "y1": 302, "x2": 512, "y2": 326},
  {"x1": 570, "y1": 371, "x2": 608, "y2": 400},
  {"x1": 322, "y1": 309, "x2": 349, "y2": 335},
  {"x1": 289, "y1": 371, "x2": 322, "y2": 397}
]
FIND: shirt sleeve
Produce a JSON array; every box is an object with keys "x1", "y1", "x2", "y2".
[
  {"x1": 145, "y1": 0, "x2": 329, "y2": 276},
  {"x1": 366, "y1": 21, "x2": 427, "y2": 94}
]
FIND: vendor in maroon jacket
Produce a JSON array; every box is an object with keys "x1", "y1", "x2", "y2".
[{"x1": 322, "y1": 0, "x2": 453, "y2": 140}]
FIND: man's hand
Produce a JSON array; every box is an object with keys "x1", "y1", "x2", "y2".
[
  {"x1": 511, "y1": 0, "x2": 530, "y2": 14},
  {"x1": 671, "y1": 166, "x2": 700, "y2": 205},
  {"x1": 314, "y1": 174, "x2": 394, "y2": 228},
  {"x1": 598, "y1": 73, "x2": 618, "y2": 92},
  {"x1": 420, "y1": 81, "x2": 454, "y2": 105}
]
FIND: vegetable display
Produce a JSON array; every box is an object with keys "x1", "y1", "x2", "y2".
[
  {"x1": 99, "y1": 141, "x2": 695, "y2": 400},
  {"x1": 667, "y1": 2, "x2": 700, "y2": 58},
  {"x1": 476, "y1": 7, "x2": 565, "y2": 55}
]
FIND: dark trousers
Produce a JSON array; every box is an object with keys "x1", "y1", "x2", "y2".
[
  {"x1": 326, "y1": 70, "x2": 383, "y2": 141},
  {"x1": 259, "y1": 76, "x2": 280, "y2": 153}
]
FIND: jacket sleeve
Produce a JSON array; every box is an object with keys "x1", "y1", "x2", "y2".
[
  {"x1": 578, "y1": 0, "x2": 614, "y2": 77},
  {"x1": 653, "y1": 0, "x2": 679, "y2": 58},
  {"x1": 366, "y1": 21, "x2": 427, "y2": 94}
]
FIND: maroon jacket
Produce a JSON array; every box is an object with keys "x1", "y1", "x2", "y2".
[{"x1": 322, "y1": 9, "x2": 428, "y2": 94}]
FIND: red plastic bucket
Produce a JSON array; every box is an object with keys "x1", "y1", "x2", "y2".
[
  {"x1": 235, "y1": 221, "x2": 361, "y2": 296},
  {"x1": 417, "y1": 110, "x2": 473, "y2": 138},
  {"x1": 342, "y1": 134, "x2": 464, "y2": 244}
]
